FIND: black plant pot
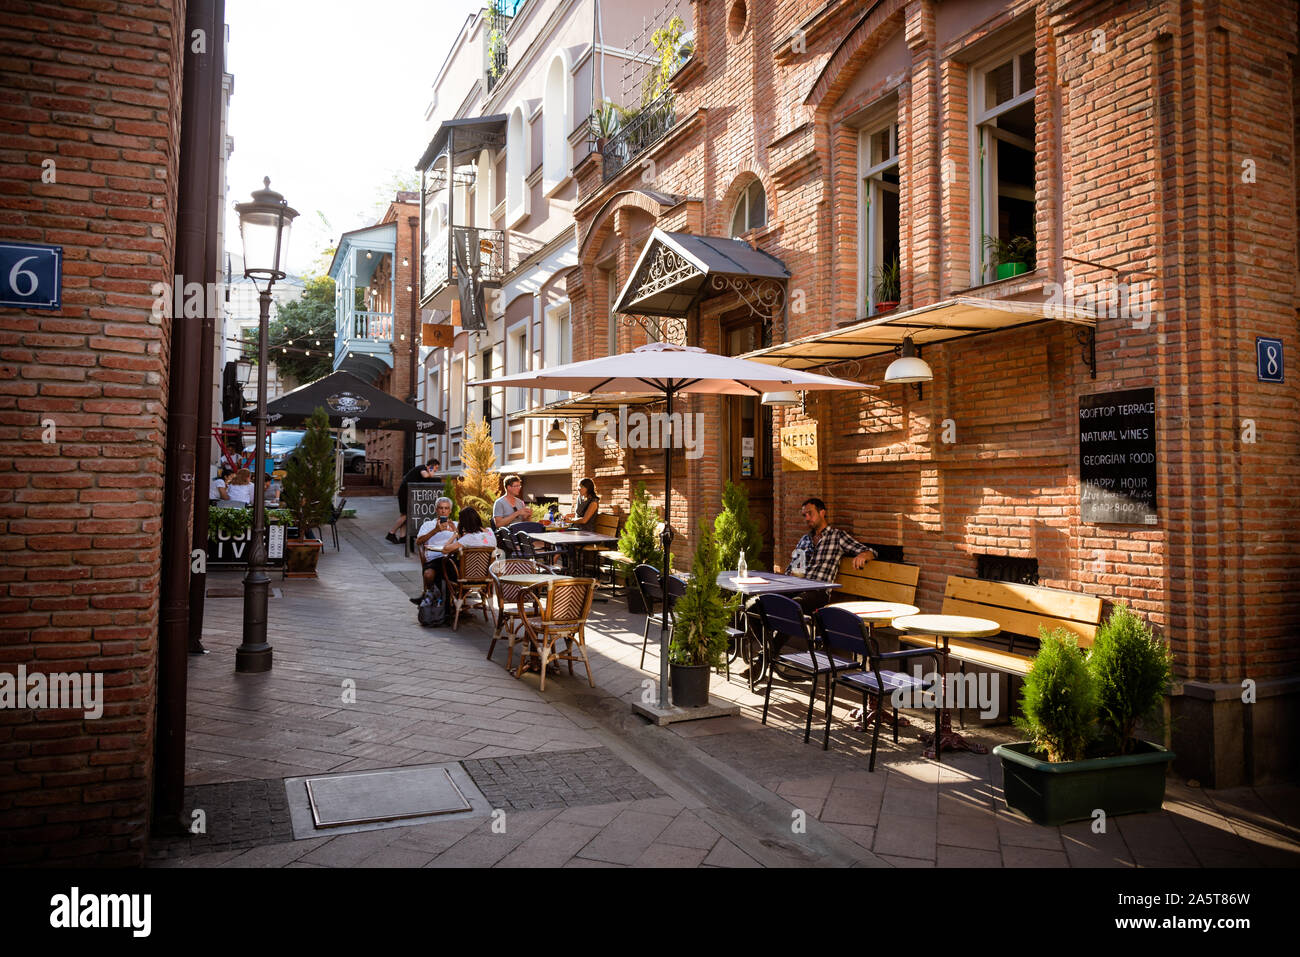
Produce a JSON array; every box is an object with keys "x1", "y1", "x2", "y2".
[
  {"x1": 628, "y1": 588, "x2": 649, "y2": 615},
  {"x1": 670, "y1": 663, "x2": 711, "y2": 708}
]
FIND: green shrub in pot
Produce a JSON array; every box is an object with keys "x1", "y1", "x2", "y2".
[
  {"x1": 1088, "y1": 604, "x2": 1173, "y2": 755},
  {"x1": 1012, "y1": 628, "x2": 1098, "y2": 763}
]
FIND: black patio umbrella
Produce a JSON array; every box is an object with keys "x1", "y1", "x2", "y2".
[{"x1": 265, "y1": 370, "x2": 445, "y2": 433}]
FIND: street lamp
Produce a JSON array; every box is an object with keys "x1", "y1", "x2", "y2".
[{"x1": 233, "y1": 178, "x2": 298, "y2": 674}]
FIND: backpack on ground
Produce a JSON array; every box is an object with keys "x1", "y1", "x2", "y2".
[{"x1": 417, "y1": 580, "x2": 448, "y2": 628}]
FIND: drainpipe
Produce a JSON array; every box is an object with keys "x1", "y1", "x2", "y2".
[
  {"x1": 188, "y1": 0, "x2": 227, "y2": 656},
  {"x1": 407, "y1": 215, "x2": 419, "y2": 472},
  {"x1": 155, "y1": 0, "x2": 222, "y2": 835}
]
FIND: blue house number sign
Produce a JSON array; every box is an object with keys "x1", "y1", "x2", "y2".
[
  {"x1": 0, "y1": 242, "x2": 62, "y2": 310},
  {"x1": 1256, "y1": 337, "x2": 1284, "y2": 383}
]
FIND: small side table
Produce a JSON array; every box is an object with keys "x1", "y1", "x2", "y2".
[{"x1": 891, "y1": 613, "x2": 1000, "y2": 759}]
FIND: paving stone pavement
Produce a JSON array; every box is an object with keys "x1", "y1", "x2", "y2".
[{"x1": 149, "y1": 498, "x2": 1300, "y2": 868}]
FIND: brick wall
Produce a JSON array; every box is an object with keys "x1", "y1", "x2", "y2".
[
  {"x1": 570, "y1": 0, "x2": 1300, "y2": 781},
  {"x1": 0, "y1": 1, "x2": 187, "y2": 863}
]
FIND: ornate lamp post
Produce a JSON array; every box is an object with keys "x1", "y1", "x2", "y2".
[{"x1": 233, "y1": 178, "x2": 297, "y2": 673}]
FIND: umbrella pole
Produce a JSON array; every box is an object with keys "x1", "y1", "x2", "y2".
[{"x1": 659, "y1": 388, "x2": 674, "y2": 710}]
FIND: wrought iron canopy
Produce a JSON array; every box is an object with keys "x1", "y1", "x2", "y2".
[
  {"x1": 614, "y1": 228, "x2": 789, "y2": 320},
  {"x1": 416, "y1": 115, "x2": 508, "y2": 170}
]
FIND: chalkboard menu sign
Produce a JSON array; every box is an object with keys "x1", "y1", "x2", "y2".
[
  {"x1": 407, "y1": 484, "x2": 443, "y2": 545},
  {"x1": 1080, "y1": 388, "x2": 1157, "y2": 525}
]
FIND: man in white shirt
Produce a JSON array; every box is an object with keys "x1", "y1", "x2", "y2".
[{"x1": 410, "y1": 497, "x2": 457, "y2": 603}]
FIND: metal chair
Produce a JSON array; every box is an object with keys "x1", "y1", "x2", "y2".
[
  {"x1": 494, "y1": 526, "x2": 516, "y2": 557},
  {"x1": 486, "y1": 557, "x2": 545, "y2": 667},
  {"x1": 634, "y1": 564, "x2": 664, "y2": 669},
  {"x1": 755, "y1": 593, "x2": 862, "y2": 744},
  {"x1": 816, "y1": 605, "x2": 940, "y2": 769},
  {"x1": 308, "y1": 497, "x2": 346, "y2": 550},
  {"x1": 514, "y1": 529, "x2": 563, "y2": 572},
  {"x1": 449, "y1": 545, "x2": 496, "y2": 631},
  {"x1": 515, "y1": 577, "x2": 597, "y2": 691}
]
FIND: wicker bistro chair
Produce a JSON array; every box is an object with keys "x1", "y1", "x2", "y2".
[
  {"x1": 486, "y1": 558, "x2": 545, "y2": 667},
  {"x1": 755, "y1": 593, "x2": 864, "y2": 745},
  {"x1": 449, "y1": 546, "x2": 496, "y2": 631},
  {"x1": 816, "y1": 605, "x2": 941, "y2": 769},
  {"x1": 514, "y1": 577, "x2": 597, "y2": 691}
]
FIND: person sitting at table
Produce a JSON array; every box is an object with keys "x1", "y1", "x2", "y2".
[
  {"x1": 226, "y1": 467, "x2": 255, "y2": 505},
  {"x1": 411, "y1": 503, "x2": 497, "y2": 603},
  {"x1": 492, "y1": 474, "x2": 533, "y2": 528},
  {"x1": 791, "y1": 497, "x2": 878, "y2": 614},
  {"x1": 564, "y1": 478, "x2": 599, "y2": 532},
  {"x1": 209, "y1": 466, "x2": 232, "y2": 502}
]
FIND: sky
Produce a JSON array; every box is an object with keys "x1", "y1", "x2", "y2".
[{"x1": 224, "y1": 0, "x2": 485, "y2": 276}]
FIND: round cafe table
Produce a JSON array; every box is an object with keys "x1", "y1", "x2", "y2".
[{"x1": 891, "y1": 614, "x2": 1001, "y2": 759}]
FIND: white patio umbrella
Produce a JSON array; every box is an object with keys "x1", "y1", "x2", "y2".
[{"x1": 470, "y1": 341, "x2": 876, "y2": 709}]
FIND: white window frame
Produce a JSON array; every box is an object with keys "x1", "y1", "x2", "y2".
[
  {"x1": 506, "y1": 318, "x2": 529, "y2": 414},
  {"x1": 542, "y1": 53, "x2": 572, "y2": 196},
  {"x1": 970, "y1": 42, "x2": 1037, "y2": 285},
  {"x1": 544, "y1": 301, "x2": 571, "y2": 406},
  {"x1": 859, "y1": 119, "x2": 899, "y2": 315},
  {"x1": 506, "y1": 106, "x2": 529, "y2": 227},
  {"x1": 729, "y1": 179, "x2": 767, "y2": 237}
]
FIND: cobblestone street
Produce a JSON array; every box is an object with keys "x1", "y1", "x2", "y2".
[{"x1": 147, "y1": 499, "x2": 1300, "y2": 868}]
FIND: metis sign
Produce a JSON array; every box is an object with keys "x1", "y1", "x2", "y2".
[{"x1": 780, "y1": 422, "x2": 818, "y2": 471}]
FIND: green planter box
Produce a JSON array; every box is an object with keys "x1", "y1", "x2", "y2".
[
  {"x1": 994, "y1": 740, "x2": 1176, "y2": 826},
  {"x1": 996, "y1": 261, "x2": 1028, "y2": 280}
]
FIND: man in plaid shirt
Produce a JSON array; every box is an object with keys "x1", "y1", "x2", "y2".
[{"x1": 792, "y1": 497, "x2": 878, "y2": 615}]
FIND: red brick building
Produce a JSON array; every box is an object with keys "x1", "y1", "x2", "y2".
[
  {"x1": 569, "y1": 0, "x2": 1299, "y2": 785},
  {"x1": 0, "y1": 0, "x2": 224, "y2": 864}
]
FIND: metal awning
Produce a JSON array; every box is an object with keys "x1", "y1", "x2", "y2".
[
  {"x1": 415, "y1": 115, "x2": 508, "y2": 170},
  {"x1": 516, "y1": 392, "x2": 665, "y2": 419},
  {"x1": 740, "y1": 296, "x2": 1097, "y2": 371},
  {"x1": 614, "y1": 228, "x2": 789, "y2": 318}
]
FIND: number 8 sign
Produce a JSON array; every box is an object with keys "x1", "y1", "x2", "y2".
[
  {"x1": 0, "y1": 242, "x2": 62, "y2": 310},
  {"x1": 1256, "y1": 337, "x2": 1284, "y2": 384}
]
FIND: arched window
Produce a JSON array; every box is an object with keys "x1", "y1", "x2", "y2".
[
  {"x1": 475, "y1": 149, "x2": 493, "y2": 224},
  {"x1": 542, "y1": 54, "x2": 570, "y2": 193},
  {"x1": 506, "y1": 106, "x2": 527, "y2": 225},
  {"x1": 729, "y1": 179, "x2": 767, "y2": 237}
]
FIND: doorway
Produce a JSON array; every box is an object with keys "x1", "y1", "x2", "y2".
[{"x1": 723, "y1": 319, "x2": 774, "y2": 569}]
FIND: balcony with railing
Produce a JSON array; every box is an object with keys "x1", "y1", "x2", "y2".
[
  {"x1": 421, "y1": 225, "x2": 506, "y2": 312},
  {"x1": 328, "y1": 222, "x2": 396, "y2": 383},
  {"x1": 600, "y1": 92, "x2": 676, "y2": 183}
]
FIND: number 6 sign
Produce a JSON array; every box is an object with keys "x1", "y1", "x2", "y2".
[{"x1": 0, "y1": 242, "x2": 62, "y2": 310}]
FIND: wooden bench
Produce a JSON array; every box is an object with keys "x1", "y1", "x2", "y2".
[
  {"x1": 834, "y1": 557, "x2": 921, "y2": 606},
  {"x1": 899, "y1": 574, "x2": 1104, "y2": 678}
]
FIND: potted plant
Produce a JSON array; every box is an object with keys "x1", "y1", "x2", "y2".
[
  {"x1": 872, "y1": 254, "x2": 900, "y2": 313},
  {"x1": 590, "y1": 102, "x2": 619, "y2": 151},
  {"x1": 982, "y1": 234, "x2": 1035, "y2": 280},
  {"x1": 714, "y1": 479, "x2": 763, "y2": 572},
  {"x1": 994, "y1": 608, "x2": 1176, "y2": 826},
  {"x1": 618, "y1": 481, "x2": 661, "y2": 614},
  {"x1": 668, "y1": 520, "x2": 740, "y2": 707},
  {"x1": 277, "y1": 406, "x2": 336, "y2": 578}
]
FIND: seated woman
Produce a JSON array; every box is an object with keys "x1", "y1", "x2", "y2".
[
  {"x1": 564, "y1": 478, "x2": 599, "y2": 532},
  {"x1": 226, "y1": 468, "x2": 255, "y2": 505},
  {"x1": 210, "y1": 466, "x2": 232, "y2": 502},
  {"x1": 563, "y1": 478, "x2": 601, "y2": 575}
]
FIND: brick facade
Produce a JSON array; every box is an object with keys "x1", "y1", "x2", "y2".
[
  {"x1": 570, "y1": 0, "x2": 1300, "y2": 785},
  {"x1": 0, "y1": 1, "x2": 188, "y2": 863}
]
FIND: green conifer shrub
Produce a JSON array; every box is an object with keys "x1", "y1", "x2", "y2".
[
  {"x1": 1088, "y1": 604, "x2": 1173, "y2": 754},
  {"x1": 714, "y1": 479, "x2": 763, "y2": 571},
  {"x1": 279, "y1": 406, "x2": 336, "y2": 539},
  {"x1": 1014, "y1": 628, "x2": 1098, "y2": 763},
  {"x1": 669, "y1": 520, "x2": 741, "y2": 668}
]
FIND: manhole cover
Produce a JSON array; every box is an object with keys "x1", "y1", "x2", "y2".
[{"x1": 304, "y1": 766, "x2": 472, "y2": 828}]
